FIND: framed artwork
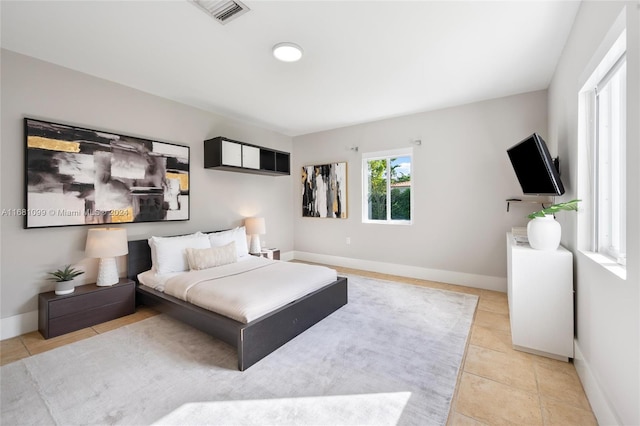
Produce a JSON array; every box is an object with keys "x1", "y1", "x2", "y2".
[
  {"x1": 24, "y1": 118, "x2": 190, "y2": 228},
  {"x1": 302, "y1": 162, "x2": 347, "y2": 218}
]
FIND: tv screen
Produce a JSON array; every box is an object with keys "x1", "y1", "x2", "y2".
[{"x1": 507, "y1": 133, "x2": 565, "y2": 196}]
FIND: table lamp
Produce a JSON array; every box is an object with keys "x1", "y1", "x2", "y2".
[
  {"x1": 245, "y1": 217, "x2": 266, "y2": 254},
  {"x1": 85, "y1": 228, "x2": 128, "y2": 286}
]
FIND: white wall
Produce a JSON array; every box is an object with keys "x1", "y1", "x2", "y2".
[
  {"x1": 292, "y1": 91, "x2": 548, "y2": 291},
  {"x1": 547, "y1": 2, "x2": 639, "y2": 425},
  {"x1": 0, "y1": 50, "x2": 293, "y2": 337}
]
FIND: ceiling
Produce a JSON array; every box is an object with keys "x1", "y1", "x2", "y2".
[{"x1": 0, "y1": 1, "x2": 580, "y2": 137}]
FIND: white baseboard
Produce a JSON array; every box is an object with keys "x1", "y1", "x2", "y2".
[
  {"x1": 573, "y1": 340, "x2": 620, "y2": 425},
  {"x1": 292, "y1": 251, "x2": 507, "y2": 292},
  {"x1": 1, "y1": 252, "x2": 501, "y2": 340},
  {"x1": 281, "y1": 250, "x2": 295, "y2": 262},
  {"x1": 1, "y1": 310, "x2": 38, "y2": 340}
]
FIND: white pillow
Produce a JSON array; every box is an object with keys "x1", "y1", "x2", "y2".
[
  {"x1": 208, "y1": 227, "x2": 249, "y2": 258},
  {"x1": 152, "y1": 233, "x2": 210, "y2": 275},
  {"x1": 185, "y1": 242, "x2": 237, "y2": 270},
  {"x1": 148, "y1": 232, "x2": 205, "y2": 272}
]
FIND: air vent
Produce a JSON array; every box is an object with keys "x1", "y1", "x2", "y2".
[{"x1": 191, "y1": 0, "x2": 250, "y2": 24}]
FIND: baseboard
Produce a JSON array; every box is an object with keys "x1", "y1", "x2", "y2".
[
  {"x1": 573, "y1": 340, "x2": 620, "y2": 425},
  {"x1": 1, "y1": 252, "x2": 501, "y2": 340},
  {"x1": 1, "y1": 255, "x2": 299, "y2": 341},
  {"x1": 293, "y1": 251, "x2": 507, "y2": 292},
  {"x1": 1, "y1": 310, "x2": 38, "y2": 340}
]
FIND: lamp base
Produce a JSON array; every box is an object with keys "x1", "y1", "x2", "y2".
[
  {"x1": 249, "y1": 234, "x2": 262, "y2": 254},
  {"x1": 96, "y1": 257, "x2": 119, "y2": 286}
]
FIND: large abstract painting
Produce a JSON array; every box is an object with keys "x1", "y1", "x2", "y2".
[
  {"x1": 24, "y1": 118, "x2": 190, "y2": 228},
  {"x1": 302, "y1": 162, "x2": 347, "y2": 218}
]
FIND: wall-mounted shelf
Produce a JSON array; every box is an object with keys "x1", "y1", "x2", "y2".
[
  {"x1": 204, "y1": 137, "x2": 290, "y2": 176},
  {"x1": 505, "y1": 198, "x2": 553, "y2": 212}
]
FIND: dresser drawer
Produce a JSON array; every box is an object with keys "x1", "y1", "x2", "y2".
[
  {"x1": 48, "y1": 300, "x2": 134, "y2": 337},
  {"x1": 38, "y1": 279, "x2": 135, "y2": 339},
  {"x1": 48, "y1": 284, "x2": 133, "y2": 319}
]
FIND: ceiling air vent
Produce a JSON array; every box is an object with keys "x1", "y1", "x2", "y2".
[{"x1": 191, "y1": 0, "x2": 250, "y2": 25}]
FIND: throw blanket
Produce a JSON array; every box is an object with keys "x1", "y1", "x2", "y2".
[{"x1": 163, "y1": 257, "x2": 337, "y2": 323}]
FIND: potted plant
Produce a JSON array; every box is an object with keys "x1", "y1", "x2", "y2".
[
  {"x1": 48, "y1": 265, "x2": 84, "y2": 295},
  {"x1": 527, "y1": 199, "x2": 580, "y2": 250}
]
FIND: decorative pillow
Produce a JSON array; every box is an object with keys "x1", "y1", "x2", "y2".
[
  {"x1": 151, "y1": 233, "x2": 210, "y2": 275},
  {"x1": 185, "y1": 242, "x2": 238, "y2": 271},
  {"x1": 208, "y1": 226, "x2": 249, "y2": 258},
  {"x1": 148, "y1": 232, "x2": 205, "y2": 272}
]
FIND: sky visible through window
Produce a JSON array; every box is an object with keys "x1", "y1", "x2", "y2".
[{"x1": 391, "y1": 156, "x2": 411, "y2": 180}]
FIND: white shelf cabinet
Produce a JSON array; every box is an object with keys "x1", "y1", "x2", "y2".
[
  {"x1": 204, "y1": 137, "x2": 290, "y2": 176},
  {"x1": 221, "y1": 140, "x2": 242, "y2": 167},
  {"x1": 506, "y1": 233, "x2": 574, "y2": 361},
  {"x1": 242, "y1": 145, "x2": 260, "y2": 169}
]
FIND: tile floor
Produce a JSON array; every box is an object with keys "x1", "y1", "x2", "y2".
[
  {"x1": 321, "y1": 265, "x2": 597, "y2": 426},
  {"x1": 0, "y1": 306, "x2": 159, "y2": 364},
  {"x1": 0, "y1": 267, "x2": 597, "y2": 425}
]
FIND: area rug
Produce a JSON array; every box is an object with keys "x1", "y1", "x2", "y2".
[{"x1": 1, "y1": 275, "x2": 477, "y2": 426}]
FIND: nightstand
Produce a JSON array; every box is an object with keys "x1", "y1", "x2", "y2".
[
  {"x1": 38, "y1": 278, "x2": 135, "y2": 339},
  {"x1": 251, "y1": 248, "x2": 280, "y2": 260}
]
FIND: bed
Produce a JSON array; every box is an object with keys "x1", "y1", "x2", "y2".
[{"x1": 127, "y1": 230, "x2": 348, "y2": 371}]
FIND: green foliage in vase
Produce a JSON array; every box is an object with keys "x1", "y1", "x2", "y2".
[
  {"x1": 528, "y1": 199, "x2": 581, "y2": 219},
  {"x1": 47, "y1": 265, "x2": 84, "y2": 282}
]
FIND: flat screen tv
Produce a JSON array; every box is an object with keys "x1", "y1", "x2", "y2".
[{"x1": 507, "y1": 133, "x2": 565, "y2": 196}]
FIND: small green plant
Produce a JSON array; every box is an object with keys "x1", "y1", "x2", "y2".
[
  {"x1": 528, "y1": 199, "x2": 581, "y2": 219},
  {"x1": 47, "y1": 265, "x2": 84, "y2": 282}
]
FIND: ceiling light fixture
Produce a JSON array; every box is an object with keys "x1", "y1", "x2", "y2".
[{"x1": 273, "y1": 42, "x2": 303, "y2": 62}]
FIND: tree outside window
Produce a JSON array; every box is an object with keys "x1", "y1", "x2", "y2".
[{"x1": 364, "y1": 152, "x2": 412, "y2": 224}]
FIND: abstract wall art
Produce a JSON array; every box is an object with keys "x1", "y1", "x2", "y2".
[
  {"x1": 24, "y1": 118, "x2": 190, "y2": 228},
  {"x1": 301, "y1": 162, "x2": 347, "y2": 218}
]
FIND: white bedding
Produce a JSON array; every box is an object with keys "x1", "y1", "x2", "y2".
[{"x1": 138, "y1": 257, "x2": 338, "y2": 323}]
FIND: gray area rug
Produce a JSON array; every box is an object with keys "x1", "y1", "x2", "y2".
[{"x1": 1, "y1": 275, "x2": 477, "y2": 426}]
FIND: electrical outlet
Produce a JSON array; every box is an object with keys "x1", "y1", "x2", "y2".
[{"x1": 346, "y1": 237, "x2": 351, "y2": 245}]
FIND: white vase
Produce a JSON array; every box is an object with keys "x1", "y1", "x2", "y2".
[
  {"x1": 527, "y1": 214, "x2": 561, "y2": 250},
  {"x1": 54, "y1": 280, "x2": 75, "y2": 295}
]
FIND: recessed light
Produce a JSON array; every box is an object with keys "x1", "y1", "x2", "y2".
[{"x1": 273, "y1": 42, "x2": 303, "y2": 62}]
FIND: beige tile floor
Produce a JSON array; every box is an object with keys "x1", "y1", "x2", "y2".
[
  {"x1": 0, "y1": 267, "x2": 596, "y2": 425},
  {"x1": 323, "y1": 265, "x2": 597, "y2": 426},
  {"x1": 0, "y1": 306, "x2": 159, "y2": 364}
]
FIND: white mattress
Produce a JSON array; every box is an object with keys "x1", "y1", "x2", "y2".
[{"x1": 138, "y1": 257, "x2": 338, "y2": 323}]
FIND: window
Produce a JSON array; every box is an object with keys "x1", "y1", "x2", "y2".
[
  {"x1": 362, "y1": 149, "x2": 412, "y2": 224},
  {"x1": 579, "y1": 29, "x2": 626, "y2": 270},
  {"x1": 594, "y1": 54, "x2": 626, "y2": 264}
]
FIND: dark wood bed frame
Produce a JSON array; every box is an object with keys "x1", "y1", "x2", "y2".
[{"x1": 127, "y1": 233, "x2": 348, "y2": 371}]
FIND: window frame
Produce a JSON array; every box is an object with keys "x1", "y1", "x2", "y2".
[
  {"x1": 361, "y1": 148, "x2": 413, "y2": 225},
  {"x1": 593, "y1": 52, "x2": 627, "y2": 265},
  {"x1": 577, "y1": 27, "x2": 627, "y2": 276}
]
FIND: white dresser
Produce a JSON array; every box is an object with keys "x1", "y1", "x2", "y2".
[{"x1": 506, "y1": 233, "x2": 574, "y2": 361}]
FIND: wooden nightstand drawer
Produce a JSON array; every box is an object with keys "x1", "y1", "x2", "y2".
[
  {"x1": 251, "y1": 249, "x2": 280, "y2": 260},
  {"x1": 48, "y1": 300, "x2": 134, "y2": 337},
  {"x1": 39, "y1": 278, "x2": 135, "y2": 339},
  {"x1": 48, "y1": 284, "x2": 133, "y2": 318}
]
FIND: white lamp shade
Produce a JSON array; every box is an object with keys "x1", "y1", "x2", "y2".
[
  {"x1": 245, "y1": 217, "x2": 266, "y2": 235},
  {"x1": 85, "y1": 228, "x2": 128, "y2": 258}
]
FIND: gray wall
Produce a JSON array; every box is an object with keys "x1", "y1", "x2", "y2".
[
  {"x1": 0, "y1": 50, "x2": 293, "y2": 331},
  {"x1": 292, "y1": 90, "x2": 548, "y2": 290},
  {"x1": 547, "y1": 1, "x2": 639, "y2": 424}
]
